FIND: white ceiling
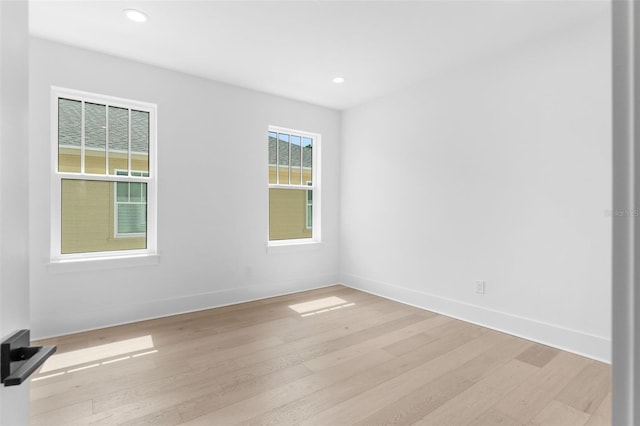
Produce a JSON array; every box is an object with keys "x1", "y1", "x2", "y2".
[{"x1": 29, "y1": 0, "x2": 608, "y2": 110}]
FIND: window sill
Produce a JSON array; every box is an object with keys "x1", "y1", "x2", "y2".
[
  {"x1": 266, "y1": 239, "x2": 322, "y2": 254},
  {"x1": 47, "y1": 253, "x2": 159, "y2": 273}
]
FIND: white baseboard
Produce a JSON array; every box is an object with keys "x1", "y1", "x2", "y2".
[
  {"x1": 340, "y1": 273, "x2": 611, "y2": 363},
  {"x1": 31, "y1": 275, "x2": 339, "y2": 340}
]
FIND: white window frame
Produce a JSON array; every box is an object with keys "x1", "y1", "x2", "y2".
[
  {"x1": 267, "y1": 125, "x2": 321, "y2": 246},
  {"x1": 50, "y1": 86, "x2": 158, "y2": 262}
]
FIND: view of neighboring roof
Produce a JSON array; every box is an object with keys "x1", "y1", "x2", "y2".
[
  {"x1": 268, "y1": 135, "x2": 312, "y2": 168},
  {"x1": 58, "y1": 98, "x2": 149, "y2": 153}
]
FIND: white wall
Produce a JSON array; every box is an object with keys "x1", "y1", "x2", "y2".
[
  {"x1": 29, "y1": 38, "x2": 341, "y2": 339},
  {"x1": 1, "y1": 0, "x2": 31, "y2": 424},
  {"x1": 340, "y1": 14, "x2": 612, "y2": 361}
]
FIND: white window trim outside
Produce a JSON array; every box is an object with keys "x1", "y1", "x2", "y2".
[
  {"x1": 267, "y1": 125, "x2": 321, "y2": 247},
  {"x1": 50, "y1": 86, "x2": 158, "y2": 263}
]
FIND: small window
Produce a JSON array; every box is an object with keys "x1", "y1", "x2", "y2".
[
  {"x1": 268, "y1": 126, "x2": 320, "y2": 243},
  {"x1": 306, "y1": 181, "x2": 313, "y2": 229},
  {"x1": 115, "y1": 170, "x2": 148, "y2": 238},
  {"x1": 52, "y1": 87, "x2": 157, "y2": 259}
]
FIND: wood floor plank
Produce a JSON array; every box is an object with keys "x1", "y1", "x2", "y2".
[
  {"x1": 351, "y1": 371, "x2": 475, "y2": 425},
  {"x1": 30, "y1": 399, "x2": 93, "y2": 426},
  {"x1": 450, "y1": 333, "x2": 532, "y2": 383},
  {"x1": 231, "y1": 322, "x2": 490, "y2": 425},
  {"x1": 82, "y1": 345, "x2": 317, "y2": 424},
  {"x1": 97, "y1": 316, "x2": 423, "y2": 423},
  {"x1": 90, "y1": 357, "x2": 233, "y2": 414},
  {"x1": 382, "y1": 331, "x2": 438, "y2": 357},
  {"x1": 584, "y1": 392, "x2": 611, "y2": 426},
  {"x1": 29, "y1": 285, "x2": 611, "y2": 426},
  {"x1": 236, "y1": 349, "x2": 396, "y2": 426},
  {"x1": 118, "y1": 363, "x2": 315, "y2": 426},
  {"x1": 494, "y1": 350, "x2": 594, "y2": 423},
  {"x1": 299, "y1": 330, "x2": 511, "y2": 425},
  {"x1": 528, "y1": 400, "x2": 591, "y2": 426},
  {"x1": 516, "y1": 343, "x2": 560, "y2": 368},
  {"x1": 412, "y1": 359, "x2": 539, "y2": 425},
  {"x1": 232, "y1": 306, "x2": 419, "y2": 369},
  {"x1": 303, "y1": 314, "x2": 447, "y2": 372},
  {"x1": 555, "y1": 361, "x2": 611, "y2": 414},
  {"x1": 31, "y1": 355, "x2": 159, "y2": 408},
  {"x1": 178, "y1": 348, "x2": 397, "y2": 425},
  {"x1": 468, "y1": 408, "x2": 523, "y2": 426}
]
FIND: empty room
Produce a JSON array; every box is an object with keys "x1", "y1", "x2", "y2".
[{"x1": 1, "y1": 0, "x2": 638, "y2": 424}]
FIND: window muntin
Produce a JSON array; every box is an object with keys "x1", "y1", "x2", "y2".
[
  {"x1": 52, "y1": 87, "x2": 156, "y2": 260},
  {"x1": 268, "y1": 127, "x2": 319, "y2": 243}
]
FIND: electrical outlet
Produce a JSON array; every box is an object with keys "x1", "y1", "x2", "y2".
[{"x1": 475, "y1": 280, "x2": 485, "y2": 294}]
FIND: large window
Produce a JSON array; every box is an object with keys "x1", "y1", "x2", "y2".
[
  {"x1": 268, "y1": 126, "x2": 320, "y2": 243},
  {"x1": 51, "y1": 87, "x2": 157, "y2": 259}
]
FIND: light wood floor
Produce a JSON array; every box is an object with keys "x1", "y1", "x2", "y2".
[{"x1": 30, "y1": 285, "x2": 611, "y2": 425}]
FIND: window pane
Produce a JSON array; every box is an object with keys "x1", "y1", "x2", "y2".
[
  {"x1": 278, "y1": 133, "x2": 289, "y2": 184},
  {"x1": 61, "y1": 179, "x2": 146, "y2": 254},
  {"x1": 85, "y1": 103, "x2": 106, "y2": 174},
  {"x1": 131, "y1": 110, "x2": 149, "y2": 175},
  {"x1": 58, "y1": 98, "x2": 82, "y2": 173},
  {"x1": 117, "y1": 204, "x2": 147, "y2": 234},
  {"x1": 108, "y1": 106, "x2": 129, "y2": 175},
  {"x1": 290, "y1": 135, "x2": 302, "y2": 186},
  {"x1": 116, "y1": 182, "x2": 129, "y2": 202},
  {"x1": 302, "y1": 137, "x2": 313, "y2": 184},
  {"x1": 130, "y1": 182, "x2": 142, "y2": 201},
  {"x1": 268, "y1": 131, "x2": 277, "y2": 184},
  {"x1": 269, "y1": 188, "x2": 312, "y2": 240},
  {"x1": 306, "y1": 190, "x2": 313, "y2": 228}
]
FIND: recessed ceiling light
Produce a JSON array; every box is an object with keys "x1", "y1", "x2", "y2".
[
  {"x1": 332, "y1": 77, "x2": 345, "y2": 84},
  {"x1": 123, "y1": 9, "x2": 147, "y2": 23}
]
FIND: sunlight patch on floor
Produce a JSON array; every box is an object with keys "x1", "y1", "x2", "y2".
[
  {"x1": 39, "y1": 335, "x2": 155, "y2": 373},
  {"x1": 289, "y1": 296, "x2": 355, "y2": 317}
]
